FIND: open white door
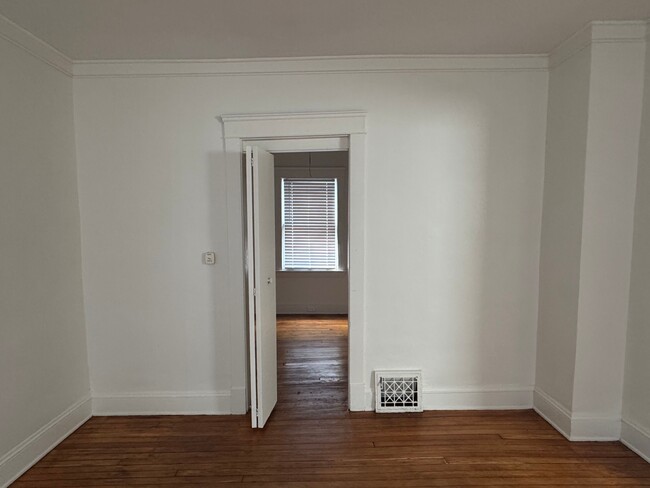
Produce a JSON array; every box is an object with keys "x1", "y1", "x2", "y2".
[{"x1": 245, "y1": 145, "x2": 277, "y2": 428}]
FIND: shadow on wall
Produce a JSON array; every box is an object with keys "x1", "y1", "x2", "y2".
[{"x1": 366, "y1": 91, "x2": 540, "y2": 408}]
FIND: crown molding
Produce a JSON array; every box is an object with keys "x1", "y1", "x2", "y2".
[
  {"x1": 549, "y1": 20, "x2": 648, "y2": 69},
  {"x1": 1, "y1": 14, "x2": 647, "y2": 78},
  {"x1": 548, "y1": 22, "x2": 594, "y2": 69},
  {"x1": 591, "y1": 20, "x2": 649, "y2": 44},
  {"x1": 72, "y1": 54, "x2": 548, "y2": 78},
  {"x1": 0, "y1": 13, "x2": 73, "y2": 77}
]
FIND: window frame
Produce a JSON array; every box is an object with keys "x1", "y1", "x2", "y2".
[
  {"x1": 280, "y1": 176, "x2": 340, "y2": 272},
  {"x1": 274, "y1": 165, "x2": 348, "y2": 274}
]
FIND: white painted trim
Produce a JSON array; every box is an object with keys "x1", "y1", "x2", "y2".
[
  {"x1": 277, "y1": 304, "x2": 348, "y2": 315},
  {"x1": 222, "y1": 111, "x2": 366, "y2": 139},
  {"x1": 365, "y1": 387, "x2": 374, "y2": 411},
  {"x1": 621, "y1": 419, "x2": 650, "y2": 463},
  {"x1": 73, "y1": 54, "x2": 547, "y2": 78},
  {"x1": 225, "y1": 137, "x2": 249, "y2": 418},
  {"x1": 423, "y1": 386, "x2": 534, "y2": 410},
  {"x1": 0, "y1": 396, "x2": 91, "y2": 488},
  {"x1": 349, "y1": 383, "x2": 370, "y2": 411},
  {"x1": 534, "y1": 389, "x2": 623, "y2": 441},
  {"x1": 91, "y1": 391, "x2": 231, "y2": 415},
  {"x1": 251, "y1": 136, "x2": 348, "y2": 153},
  {"x1": 277, "y1": 270, "x2": 348, "y2": 279},
  {"x1": 2, "y1": 16, "x2": 644, "y2": 79},
  {"x1": 591, "y1": 20, "x2": 649, "y2": 43},
  {"x1": 533, "y1": 388, "x2": 573, "y2": 439},
  {"x1": 0, "y1": 13, "x2": 73, "y2": 77},
  {"x1": 223, "y1": 112, "x2": 368, "y2": 414},
  {"x1": 570, "y1": 415, "x2": 621, "y2": 441},
  {"x1": 230, "y1": 387, "x2": 247, "y2": 415},
  {"x1": 360, "y1": 385, "x2": 534, "y2": 413},
  {"x1": 244, "y1": 146, "x2": 258, "y2": 428},
  {"x1": 548, "y1": 22, "x2": 594, "y2": 69},
  {"x1": 347, "y1": 132, "x2": 367, "y2": 412},
  {"x1": 348, "y1": 382, "x2": 375, "y2": 412},
  {"x1": 549, "y1": 20, "x2": 648, "y2": 69}
]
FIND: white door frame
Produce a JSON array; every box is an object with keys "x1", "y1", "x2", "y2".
[{"x1": 222, "y1": 111, "x2": 368, "y2": 413}]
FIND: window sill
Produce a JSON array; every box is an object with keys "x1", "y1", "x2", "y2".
[{"x1": 276, "y1": 269, "x2": 347, "y2": 277}]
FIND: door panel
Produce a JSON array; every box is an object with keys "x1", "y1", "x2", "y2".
[{"x1": 245, "y1": 145, "x2": 277, "y2": 428}]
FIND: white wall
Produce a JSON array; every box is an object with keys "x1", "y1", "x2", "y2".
[
  {"x1": 572, "y1": 39, "x2": 645, "y2": 423},
  {"x1": 535, "y1": 46, "x2": 592, "y2": 413},
  {"x1": 274, "y1": 151, "x2": 348, "y2": 315},
  {"x1": 535, "y1": 24, "x2": 647, "y2": 440},
  {"x1": 0, "y1": 34, "x2": 90, "y2": 485},
  {"x1": 0, "y1": 13, "x2": 646, "y2": 477},
  {"x1": 276, "y1": 273, "x2": 348, "y2": 314},
  {"x1": 73, "y1": 60, "x2": 548, "y2": 413},
  {"x1": 622, "y1": 34, "x2": 650, "y2": 462}
]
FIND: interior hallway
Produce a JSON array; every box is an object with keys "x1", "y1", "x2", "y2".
[{"x1": 11, "y1": 316, "x2": 650, "y2": 486}]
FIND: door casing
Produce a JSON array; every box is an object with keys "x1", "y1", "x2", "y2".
[{"x1": 222, "y1": 112, "x2": 368, "y2": 414}]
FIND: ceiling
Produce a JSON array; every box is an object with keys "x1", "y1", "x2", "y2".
[{"x1": 0, "y1": 0, "x2": 649, "y2": 61}]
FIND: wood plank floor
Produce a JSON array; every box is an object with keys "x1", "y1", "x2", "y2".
[{"x1": 14, "y1": 315, "x2": 650, "y2": 486}]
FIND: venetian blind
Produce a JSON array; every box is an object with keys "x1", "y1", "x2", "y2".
[{"x1": 281, "y1": 178, "x2": 338, "y2": 270}]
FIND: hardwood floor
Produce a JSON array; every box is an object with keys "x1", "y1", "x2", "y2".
[
  {"x1": 275, "y1": 315, "x2": 348, "y2": 420},
  {"x1": 14, "y1": 315, "x2": 650, "y2": 486}
]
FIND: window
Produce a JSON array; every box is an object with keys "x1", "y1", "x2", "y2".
[{"x1": 281, "y1": 178, "x2": 338, "y2": 270}]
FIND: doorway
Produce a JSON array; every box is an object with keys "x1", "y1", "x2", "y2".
[
  {"x1": 244, "y1": 143, "x2": 349, "y2": 427},
  {"x1": 221, "y1": 111, "x2": 368, "y2": 426},
  {"x1": 273, "y1": 151, "x2": 350, "y2": 420}
]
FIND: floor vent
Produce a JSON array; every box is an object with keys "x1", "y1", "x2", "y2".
[{"x1": 375, "y1": 370, "x2": 423, "y2": 413}]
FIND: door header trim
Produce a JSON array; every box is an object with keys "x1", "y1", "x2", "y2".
[{"x1": 221, "y1": 111, "x2": 366, "y2": 139}]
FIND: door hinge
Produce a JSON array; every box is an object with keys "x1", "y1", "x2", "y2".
[{"x1": 253, "y1": 287, "x2": 256, "y2": 296}]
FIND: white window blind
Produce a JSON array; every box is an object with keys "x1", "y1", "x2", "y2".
[{"x1": 281, "y1": 178, "x2": 338, "y2": 270}]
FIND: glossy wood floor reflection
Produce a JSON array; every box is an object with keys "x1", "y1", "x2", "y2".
[
  {"x1": 275, "y1": 314, "x2": 348, "y2": 420},
  {"x1": 14, "y1": 315, "x2": 650, "y2": 486}
]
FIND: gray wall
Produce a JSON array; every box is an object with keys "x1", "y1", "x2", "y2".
[
  {"x1": 274, "y1": 151, "x2": 349, "y2": 314},
  {"x1": 535, "y1": 33, "x2": 646, "y2": 439},
  {"x1": 535, "y1": 46, "x2": 591, "y2": 411},
  {"x1": 622, "y1": 36, "x2": 650, "y2": 448},
  {"x1": 74, "y1": 61, "x2": 547, "y2": 412},
  {"x1": 0, "y1": 34, "x2": 90, "y2": 485}
]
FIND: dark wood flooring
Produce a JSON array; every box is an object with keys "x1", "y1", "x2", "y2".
[{"x1": 13, "y1": 315, "x2": 650, "y2": 486}]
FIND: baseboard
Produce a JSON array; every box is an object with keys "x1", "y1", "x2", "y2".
[
  {"x1": 365, "y1": 387, "x2": 374, "y2": 411},
  {"x1": 534, "y1": 388, "x2": 621, "y2": 441},
  {"x1": 92, "y1": 391, "x2": 232, "y2": 415},
  {"x1": 621, "y1": 419, "x2": 650, "y2": 463},
  {"x1": 358, "y1": 384, "x2": 534, "y2": 413},
  {"x1": 348, "y1": 382, "x2": 369, "y2": 411},
  {"x1": 423, "y1": 386, "x2": 533, "y2": 410},
  {"x1": 276, "y1": 304, "x2": 348, "y2": 315},
  {"x1": 570, "y1": 414, "x2": 621, "y2": 441},
  {"x1": 0, "y1": 395, "x2": 91, "y2": 488},
  {"x1": 533, "y1": 388, "x2": 573, "y2": 439},
  {"x1": 230, "y1": 387, "x2": 247, "y2": 414}
]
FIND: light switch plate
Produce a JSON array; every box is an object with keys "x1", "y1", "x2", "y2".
[{"x1": 203, "y1": 252, "x2": 216, "y2": 265}]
